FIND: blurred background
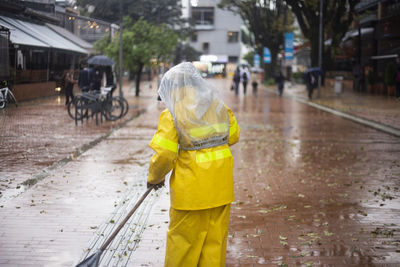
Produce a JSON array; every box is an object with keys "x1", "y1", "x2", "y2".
[{"x1": 0, "y1": 0, "x2": 399, "y2": 100}]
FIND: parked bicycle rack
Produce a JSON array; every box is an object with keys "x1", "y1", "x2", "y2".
[
  {"x1": 68, "y1": 86, "x2": 127, "y2": 126},
  {"x1": 73, "y1": 91, "x2": 104, "y2": 126}
]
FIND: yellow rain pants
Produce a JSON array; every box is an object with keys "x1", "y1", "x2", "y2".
[{"x1": 165, "y1": 204, "x2": 231, "y2": 267}]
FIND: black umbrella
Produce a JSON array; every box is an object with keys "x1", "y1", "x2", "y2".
[
  {"x1": 87, "y1": 55, "x2": 115, "y2": 66},
  {"x1": 76, "y1": 185, "x2": 155, "y2": 267}
]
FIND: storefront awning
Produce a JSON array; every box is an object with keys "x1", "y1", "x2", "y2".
[
  {"x1": 371, "y1": 54, "x2": 398, "y2": 60},
  {"x1": 0, "y1": 16, "x2": 88, "y2": 54},
  {"x1": 46, "y1": 23, "x2": 93, "y2": 53},
  {"x1": 0, "y1": 17, "x2": 49, "y2": 48}
]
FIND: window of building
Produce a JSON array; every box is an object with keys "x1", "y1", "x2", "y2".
[
  {"x1": 228, "y1": 56, "x2": 238, "y2": 63},
  {"x1": 192, "y1": 7, "x2": 214, "y2": 26},
  {"x1": 202, "y1": 42, "x2": 209, "y2": 53},
  {"x1": 191, "y1": 31, "x2": 198, "y2": 42},
  {"x1": 227, "y1": 31, "x2": 239, "y2": 43}
]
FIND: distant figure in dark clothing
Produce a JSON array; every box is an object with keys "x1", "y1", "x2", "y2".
[
  {"x1": 104, "y1": 66, "x2": 115, "y2": 86},
  {"x1": 304, "y1": 71, "x2": 317, "y2": 100},
  {"x1": 252, "y1": 79, "x2": 258, "y2": 95},
  {"x1": 233, "y1": 68, "x2": 241, "y2": 96},
  {"x1": 241, "y1": 71, "x2": 248, "y2": 95},
  {"x1": 78, "y1": 65, "x2": 93, "y2": 92},
  {"x1": 64, "y1": 68, "x2": 76, "y2": 105},
  {"x1": 91, "y1": 67, "x2": 103, "y2": 92},
  {"x1": 275, "y1": 71, "x2": 285, "y2": 97},
  {"x1": 104, "y1": 66, "x2": 117, "y2": 96}
]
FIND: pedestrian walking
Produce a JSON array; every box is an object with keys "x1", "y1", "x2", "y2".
[
  {"x1": 275, "y1": 71, "x2": 285, "y2": 97},
  {"x1": 147, "y1": 62, "x2": 240, "y2": 267},
  {"x1": 233, "y1": 67, "x2": 241, "y2": 96},
  {"x1": 64, "y1": 67, "x2": 76, "y2": 105},
  {"x1": 304, "y1": 71, "x2": 317, "y2": 100},
  {"x1": 241, "y1": 68, "x2": 250, "y2": 95},
  {"x1": 78, "y1": 64, "x2": 93, "y2": 92},
  {"x1": 251, "y1": 79, "x2": 258, "y2": 95}
]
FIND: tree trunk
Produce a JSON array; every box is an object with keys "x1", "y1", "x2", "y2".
[
  {"x1": 261, "y1": 46, "x2": 279, "y2": 81},
  {"x1": 135, "y1": 63, "x2": 144, "y2": 97},
  {"x1": 310, "y1": 26, "x2": 320, "y2": 67}
]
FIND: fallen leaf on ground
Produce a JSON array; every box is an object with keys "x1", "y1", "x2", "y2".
[
  {"x1": 324, "y1": 230, "x2": 334, "y2": 236},
  {"x1": 279, "y1": 235, "x2": 288, "y2": 240},
  {"x1": 280, "y1": 240, "x2": 288, "y2": 246}
]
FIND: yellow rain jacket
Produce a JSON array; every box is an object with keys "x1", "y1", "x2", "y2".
[
  {"x1": 148, "y1": 106, "x2": 240, "y2": 210},
  {"x1": 148, "y1": 62, "x2": 240, "y2": 266}
]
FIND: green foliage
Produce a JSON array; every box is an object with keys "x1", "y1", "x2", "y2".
[
  {"x1": 95, "y1": 17, "x2": 178, "y2": 73},
  {"x1": 384, "y1": 62, "x2": 396, "y2": 86},
  {"x1": 292, "y1": 71, "x2": 305, "y2": 80},
  {"x1": 264, "y1": 78, "x2": 276, "y2": 86},
  {"x1": 243, "y1": 51, "x2": 255, "y2": 66},
  {"x1": 173, "y1": 43, "x2": 201, "y2": 65},
  {"x1": 241, "y1": 28, "x2": 255, "y2": 46},
  {"x1": 93, "y1": 34, "x2": 110, "y2": 54},
  {"x1": 94, "y1": 17, "x2": 178, "y2": 95}
]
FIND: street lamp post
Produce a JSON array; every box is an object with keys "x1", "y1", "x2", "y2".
[
  {"x1": 119, "y1": 0, "x2": 123, "y2": 97},
  {"x1": 317, "y1": 0, "x2": 323, "y2": 99}
]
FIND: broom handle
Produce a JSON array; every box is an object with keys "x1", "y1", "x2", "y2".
[{"x1": 100, "y1": 185, "x2": 155, "y2": 251}]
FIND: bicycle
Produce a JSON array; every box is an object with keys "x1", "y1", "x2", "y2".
[
  {"x1": 67, "y1": 86, "x2": 128, "y2": 123},
  {"x1": 101, "y1": 86, "x2": 126, "y2": 121},
  {"x1": 0, "y1": 80, "x2": 18, "y2": 109}
]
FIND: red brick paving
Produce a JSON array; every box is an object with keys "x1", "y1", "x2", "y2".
[{"x1": 0, "y1": 78, "x2": 399, "y2": 266}]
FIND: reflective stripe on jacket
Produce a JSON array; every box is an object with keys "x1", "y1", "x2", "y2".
[{"x1": 148, "y1": 107, "x2": 240, "y2": 210}]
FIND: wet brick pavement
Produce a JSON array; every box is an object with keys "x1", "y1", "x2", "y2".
[
  {"x1": 0, "y1": 78, "x2": 399, "y2": 266},
  {"x1": 280, "y1": 83, "x2": 400, "y2": 135},
  {"x1": 0, "y1": 82, "x2": 170, "y2": 266},
  {"x1": 0, "y1": 81, "x2": 156, "y2": 199}
]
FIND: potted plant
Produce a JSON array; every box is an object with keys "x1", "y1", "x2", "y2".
[{"x1": 384, "y1": 61, "x2": 396, "y2": 96}]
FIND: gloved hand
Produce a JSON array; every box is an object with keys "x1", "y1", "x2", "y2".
[{"x1": 147, "y1": 180, "x2": 165, "y2": 191}]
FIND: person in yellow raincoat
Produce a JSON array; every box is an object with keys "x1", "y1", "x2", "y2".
[{"x1": 147, "y1": 62, "x2": 240, "y2": 266}]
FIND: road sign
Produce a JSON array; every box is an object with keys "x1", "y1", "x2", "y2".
[
  {"x1": 254, "y1": 54, "x2": 260, "y2": 68},
  {"x1": 263, "y1": 47, "x2": 271, "y2": 63},
  {"x1": 284, "y1": 33, "x2": 294, "y2": 60}
]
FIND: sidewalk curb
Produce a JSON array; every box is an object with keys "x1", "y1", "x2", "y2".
[
  {"x1": 5, "y1": 104, "x2": 155, "y2": 201},
  {"x1": 265, "y1": 88, "x2": 400, "y2": 138}
]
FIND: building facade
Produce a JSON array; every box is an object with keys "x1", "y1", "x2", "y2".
[
  {"x1": 183, "y1": 0, "x2": 243, "y2": 77},
  {"x1": 353, "y1": 0, "x2": 400, "y2": 95},
  {"x1": 0, "y1": 0, "x2": 118, "y2": 101}
]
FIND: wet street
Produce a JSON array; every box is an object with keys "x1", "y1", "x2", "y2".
[
  {"x1": 222, "y1": 80, "x2": 400, "y2": 266},
  {"x1": 0, "y1": 79, "x2": 399, "y2": 266}
]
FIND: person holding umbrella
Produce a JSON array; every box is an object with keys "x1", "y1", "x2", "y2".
[
  {"x1": 304, "y1": 67, "x2": 323, "y2": 100},
  {"x1": 147, "y1": 62, "x2": 240, "y2": 266}
]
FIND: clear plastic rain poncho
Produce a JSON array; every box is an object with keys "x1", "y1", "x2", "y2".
[{"x1": 158, "y1": 62, "x2": 229, "y2": 150}]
